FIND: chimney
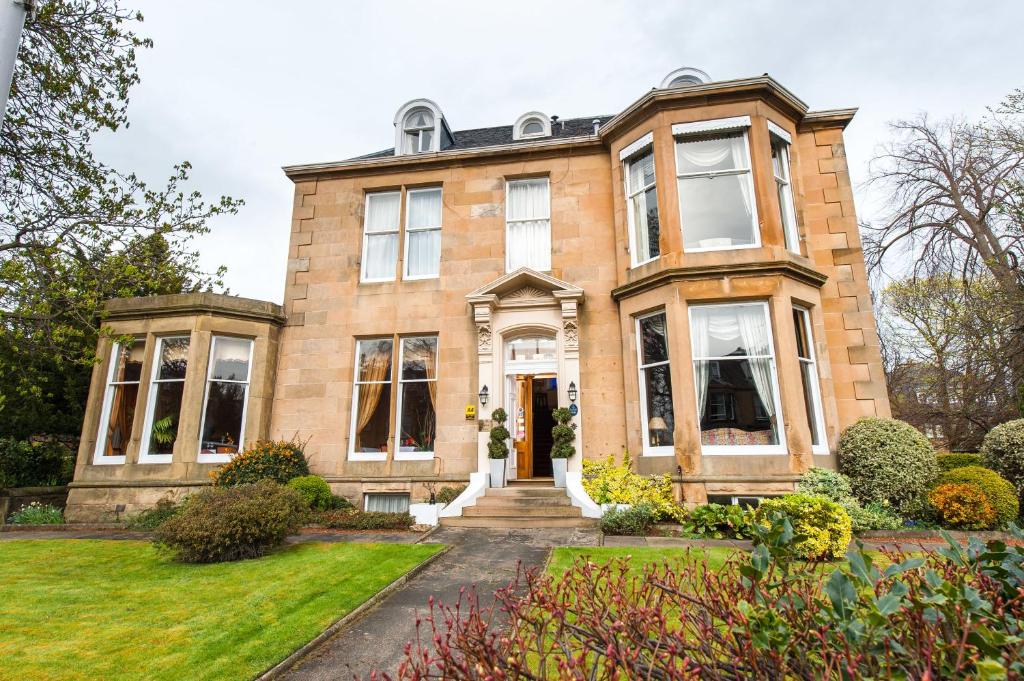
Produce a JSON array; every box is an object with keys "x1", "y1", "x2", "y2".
[{"x1": 592, "y1": 118, "x2": 601, "y2": 135}]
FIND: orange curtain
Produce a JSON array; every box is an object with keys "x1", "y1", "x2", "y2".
[
  {"x1": 356, "y1": 353, "x2": 390, "y2": 447},
  {"x1": 424, "y1": 342, "x2": 437, "y2": 408}
]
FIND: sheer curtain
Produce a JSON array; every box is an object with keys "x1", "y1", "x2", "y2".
[
  {"x1": 676, "y1": 133, "x2": 751, "y2": 216},
  {"x1": 690, "y1": 312, "x2": 711, "y2": 420},
  {"x1": 736, "y1": 306, "x2": 776, "y2": 431},
  {"x1": 507, "y1": 179, "x2": 550, "y2": 271},
  {"x1": 406, "y1": 189, "x2": 442, "y2": 278},
  {"x1": 364, "y1": 193, "x2": 400, "y2": 279}
]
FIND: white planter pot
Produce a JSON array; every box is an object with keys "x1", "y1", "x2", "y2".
[
  {"x1": 488, "y1": 458, "x2": 506, "y2": 488},
  {"x1": 552, "y1": 458, "x2": 567, "y2": 488}
]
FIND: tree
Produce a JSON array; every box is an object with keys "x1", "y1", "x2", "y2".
[
  {"x1": 866, "y1": 98, "x2": 1024, "y2": 411},
  {"x1": 0, "y1": 0, "x2": 239, "y2": 438}
]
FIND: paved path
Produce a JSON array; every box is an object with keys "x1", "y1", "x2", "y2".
[{"x1": 281, "y1": 526, "x2": 600, "y2": 680}]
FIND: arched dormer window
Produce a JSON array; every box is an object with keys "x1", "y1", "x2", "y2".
[
  {"x1": 393, "y1": 99, "x2": 451, "y2": 156},
  {"x1": 659, "y1": 67, "x2": 712, "y2": 89},
  {"x1": 513, "y1": 112, "x2": 551, "y2": 141}
]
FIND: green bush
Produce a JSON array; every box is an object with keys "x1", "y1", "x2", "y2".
[
  {"x1": 153, "y1": 481, "x2": 306, "y2": 563},
  {"x1": 125, "y1": 498, "x2": 181, "y2": 530},
  {"x1": 754, "y1": 494, "x2": 852, "y2": 560},
  {"x1": 797, "y1": 467, "x2": 903, "y2": 532},
  {"x1": 980, "y1": 419, "x2": 1024, "y2": 492},
  {"x1": 0, "y1": 438, "x2": 74, "y2": 489},
  {"x1": 286, "y1": 475, "x2": 333, "y2": 511},
  {"x1": 838, "y1": 417, "x2": 938, "y2": 514},
  {"x1": 937, "y1": 452, "x2": 983, "y2": 472},
  {"x1": 582, "y1": 452, "x2": 685, "y2": 522},
  {"x1": 329, "y1": 494, "x2": 354, "y2": 510},
  {"x1": 487, "y1": 409, "x2": 509, "y2": 459},
  {"x1": 437, "y1": 485, "x2": 466, "y2": 506},
  {"x1": 682, "y1": 503, "x2": 753, "y2": 539},
  {"x1": 7, "y1": 501, "x2": 64, "y2": 525},
  {"x1": 600, "y1": 504, "x2": 658, "y2": 536},
  {"x1": 935, "y1": 465, "x2": 1018, "y2": 527},
  {"x1": 210, "y1": 439, "x2": 310, "y2": 487},
  {"x1": 318, "y1": 510, "x2": 414, "y2": 531},
  {"x1": 550, "y1": 408, "x2": 575, "y2": 459}
]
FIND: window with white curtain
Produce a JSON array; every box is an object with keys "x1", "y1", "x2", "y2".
[
  {"x1": 404, "y1": 188, "x2": 442, "y2": 279},
  {"x1": 689, "y1": 303, "x2": 786, "y2": 454},
  {"x1": 395, "y1": 336, "x2": 438, "y2": 460},
  {"x1": 361, "y1": 192, "x2": 400, "y2": 282},
  {"x1": 506, "y1": 178, "x2": 551, "y2": 271},
  {"x1": 675, "y1": 130, "x2": 759, "y2": 251},
  {"x1": 139, "y1": 336, "x2": 190, "y2": 463},
  {"x1": 365, "y1": 493, "x2": 410, "y2": 513},
  {"x1": 403, "y1": 109, "x2": 434, "y2": 154},
  {"x1": 636, "y1": 311, "x2": 675, "y2": 456},
  {"x1": 625, "y1": 148, "x2": 660, "y2": 266},
  {"x1": 94, "y1": 339, "x2": 145, "y2": 464},
  {"x1": 771, "y1": 133, "x2": 800, "y2": 252},
  {"x1": 198, "y1": 336, "x2": 253, "y2": 462},
  {"x1": 793, "y1": 307, "x2": 826, "y2": 453}
]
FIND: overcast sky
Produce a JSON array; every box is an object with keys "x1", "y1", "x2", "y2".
[{"x1": 92, "y1": 0, "x2": 1022, "y2": 303}]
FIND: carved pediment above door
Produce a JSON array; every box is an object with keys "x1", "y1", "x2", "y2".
[{"x1": 465, "y1": 267, "x2": 584, "y2": 311}]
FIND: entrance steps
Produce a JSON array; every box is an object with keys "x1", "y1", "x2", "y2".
[{"x1": 439, "y1": 483, "x2": 599, "y2": 529}]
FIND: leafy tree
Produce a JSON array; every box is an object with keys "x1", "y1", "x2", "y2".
[{"x1": 0, "y1": 0, "x2": 240, "y2": 438}]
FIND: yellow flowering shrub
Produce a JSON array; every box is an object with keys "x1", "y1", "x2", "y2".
[
  {"x1": 210, "y1": 439, "x2": 310, "y2": 487},
  {"x1": 928, "y1": 482, "x2": 997, "y2": 530},
  {"x1": 754, "y1": 494, "x2": 853, "y2": 561},
  {"x1": 582, "y1": 452, "x2": 685, "y2": 521}
]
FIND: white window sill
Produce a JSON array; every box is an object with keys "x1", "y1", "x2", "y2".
[
  {"x1": 630, "y1": 255, "x2": 660, "y2": 269},
  {"x1": 640, "y1": 446, "x2": 675, "y2": 457},
  {"x1": 394, "y1": 450, "x2": 434, "y2": 461},
  {"x1": 92, "y1": 456, "x2": 125, "y2": 466},
  {"x1": 138, "y1": 454, "x2": 172, "y2": 465},
  {"x1": 811, "y1": 445, "x2": 828, "y2": 456},
  {"x1": 197, "y1": 453, "x2": 232, "y2": 464},
  {"x1": 349, "y1": 451, "x2": 387, "y2": 462},
  {"x1": 683, "y1": 242, "x2": 760, "y2": 254}
]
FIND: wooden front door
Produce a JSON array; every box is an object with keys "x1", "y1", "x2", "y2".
[{"x1": 514, "y1": 376, "x2": 532, "y2": 478}]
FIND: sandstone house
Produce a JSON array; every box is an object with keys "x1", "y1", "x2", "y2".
[{"x1": 66, "y1": 68, "x2": 890, "y2": 524}]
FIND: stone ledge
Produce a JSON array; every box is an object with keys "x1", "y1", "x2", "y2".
[
  {"x1": 611, "y1": 260, "x2": 829, "y2": 301},
  {"x1": 103, "y1": 292, "x2": 286, "y2": 325}
]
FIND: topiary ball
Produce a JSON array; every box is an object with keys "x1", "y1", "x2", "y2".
[
  {"x1": 286, "y1": 475, "x2": 333, "y2": 511},
  {"x1": 928, "y1": 483, "x2": 997, "y2": 530},
  {"x1": 754, "y1": 494, "x2": 852, "y2": 560},
  {"x1": 838, "y1": 417, "x2": 938, "y2": 514},
  {"x1": 935, "y1": 465, "x2": 1018, "y2": 527},
  {"x1": 980, "y1": 419, "x2": 1024, "y2": 493}
]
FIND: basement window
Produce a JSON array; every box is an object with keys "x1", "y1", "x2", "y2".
[{"x1": 365, "y1": 493, "x2": 410, "y2": 513}]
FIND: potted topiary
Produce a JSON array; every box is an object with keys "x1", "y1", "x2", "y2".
[
  {"x1": 487, "y1": 408, "x2": 510, "y2": 488},
  {"x1": 550, "y1": 407, "x2": 575, "y2": 488}
]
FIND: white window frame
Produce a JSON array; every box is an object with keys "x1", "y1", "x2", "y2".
[
  {"x1": 505, "y1": 177, "x2": 551, "y2": 272},
  {"x1": 197, "y1": 336, "x2": 255, "y2": 464},
  {"x1": 770, "y1": 124, "x2": 800, "y2": 253},
  {"x1": 364, "y1": 492, "x2": 410, "y2": 513},
  {"x1": 794, "y1": 307, "x2": 827, "y2": 454},
  {"x1": 635, "y1": 310, "x2": 675, "y2": 457},
  {"x1": 93, "y1": 339, "x2": 143, "y2": 465},
  {"x1": 689, "y1": 302, "x2": 787, "y2": 455},
  {"x1": 360, "y1": 191, "x2": 400, "y2": 283},
  {"x1": 394, "y1": 336, "x2": 438, "y2": 462},
  {"x1": 622, "y1": 134, "x2": 660, "y2": 268},
  {"x1": 139, "y1": 335, "x2": 191, "y2": 465},
  {"x1": 403, "y1": 187, "x2": 442, "y2": 281},
  {"x1": 348, "y1": 338, "x2": 393, "y2": 462},
  {"x1": 674, "y1": 119, "x2": 761, "y2": 253},
  {"x1": 403, "y1": 109, "x2": 435, "y2": 154}
]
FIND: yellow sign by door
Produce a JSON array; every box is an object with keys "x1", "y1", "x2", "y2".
[{"x1": 464, "y1": 405, "x2": 476, "y2": 420}]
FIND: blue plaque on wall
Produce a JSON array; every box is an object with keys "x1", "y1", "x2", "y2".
[{"x1": 568, "y1": 403, "x2": 579, "y2": 416}]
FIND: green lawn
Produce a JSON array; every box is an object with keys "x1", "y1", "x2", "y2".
[
  {"x1": 0, "y1": 539, "x2": 443, "y2": 681},
  {"x1": 548, "y1": 546, "x2": 736, "y2": 577}
]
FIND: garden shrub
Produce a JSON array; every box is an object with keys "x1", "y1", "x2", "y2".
[
  {"x1": 936, "y1": 465, "x2": 1018, "y2": 526},
  {"x1": 318, "y1": 510, "x2": 414, "y2": 531},
  {"x1": 682, "y1": 503, "x2": 753, "y2": 539},
  {"x1": 154, "y1": 481, "x2": 306, "y2": 563},
  {"x1": 0, "y1": 438, "x2": 74, "y2": 489},
  {"x1": 600, "y1": 504, "x2": 658, "y2": 536},
  {"x1": 436, "y1": 485, "x2": 466, "y2": 506},
  {"x1": 286, "y1": 475, "x2": 333, "y2": 511},
  {"x1": 125, "y1": 497, "x2": 181, "y2": 530},
  {"x1": 549, "y1": 408, "x2": 575, "y2": 459},
  {"x1": 7, "y1": 501, "x2": 64, "y2": 525},
  {"x1": 754, "y1": 494, "x2": 852, "y2": 560},
  {"x1": 210, "y1": 439, "x2": 310, "y2": 487},
  {"x1": 582, "y1": 452, "x2": 684, "y2": 521},
  {"x1": 396, "y1": 520, "x2": 1024, "y2": 678},
  {"x1": 329, "y1": 494, "x2": 354, "y2": 510},
  {"x1": 937, "y1": 452, "x2": 983, "y2": 472},
  {"x1": 981, "y1": 419, "x2": 1024, "y2": 492},
  {"x1": 928, "y1": 483, "x2": 997, "y2": 530},
  {"x1": 838, "y1": 417, "x2": 938, "y2": 513},
  {"x1": 487, "y1": 408, "x2": 509, "y2": 460},
  {"x1": 796, "y1": 467, "x2": 903, "y2": 532}
]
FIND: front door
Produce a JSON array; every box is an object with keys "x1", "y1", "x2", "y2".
[{"x1": 509, "y1": 374, "x2": 557, "y2": 479}]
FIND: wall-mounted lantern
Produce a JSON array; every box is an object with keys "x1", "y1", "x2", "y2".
[
  {"x1": 567, "y1": 381, "x2": 578, "y2": 403},
  {"x1": 478, "y1": 385, "x2": 489, "y2": 406}
]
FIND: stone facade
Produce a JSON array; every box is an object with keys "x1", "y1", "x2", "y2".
[{"x1": 69, "y1": 74, "x2": 889, "y2": 519}]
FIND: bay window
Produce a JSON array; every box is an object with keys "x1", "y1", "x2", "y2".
[
  {"x1": 506, "y1": 178, "x2": 551, "y2": 271},
  {"x1": 404, "y1": 188, "x2": 442, "y2": 279},
  {"x1": 198, "y1": 336, "x2": 254, "y2": 462},
  {"x1": 674, "y1": 118, "x2": 759, "y2": 251},
  {"x1": 793, "y1": 307, "x2": 827, "y2": 453},
  {"x1": 139, "y1": 336, "x2": 190, "y2": 463},
  {"x1": 361, "y1": 191, "x2": 401, "y2": 282},
  {"x1": 94, "y1": 339, "x2": 145, "y2": 464},
  {"x1": 636, "y1": 311, "x2": 675, "y2": 456},
  {"x1": 689, "y1": 303, "x2": 786, "y2": 454},
  {"x1": 769, "y1": 122, "x2": 800, "y2": 252},
  {"x1": 395, "y1": 336, "x2": 438, "y2": 460},
  {"x1": 624, "y1": 146, "x2": 660, "y2": 266}
]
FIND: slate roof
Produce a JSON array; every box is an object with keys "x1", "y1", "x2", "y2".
[{"x1": 353, "y1": 115, "x2": 615, "y2": 160}]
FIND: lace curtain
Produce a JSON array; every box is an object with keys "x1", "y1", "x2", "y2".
[
  {"x1": 364, "y1": 193, "x2": 400, "y2": 279},
  {"x1": 507, "y1": 180, "x2": 550, "y2": 271},
  {"x1": 406, "y1": 190, "x2": 441, "y2": 277},
  {"x1": 676, "y1": 133, "x2": 752, "y2": 216}
]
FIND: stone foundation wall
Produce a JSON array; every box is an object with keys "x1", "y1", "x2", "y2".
[{"x1": 64, "y1": 482, "x2": 206, "y2": 523}]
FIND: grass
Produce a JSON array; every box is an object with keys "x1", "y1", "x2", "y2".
[
  {"x1": 548, "y1": 546, "x2": 735, "y2": 577},
  {"x1": 0, "y1": 539, "x2": 444, "y2": 681}
]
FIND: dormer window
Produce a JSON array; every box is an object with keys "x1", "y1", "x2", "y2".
[
  {"x1": 403, "y1": 109, "x2": 434, "y2": 154},
  {"x1": 660, "y1": 67, "x2": 712, "y2": 89},
  {"x1": 513, "y1": 112, "x2": 552, "y2": 140}
]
